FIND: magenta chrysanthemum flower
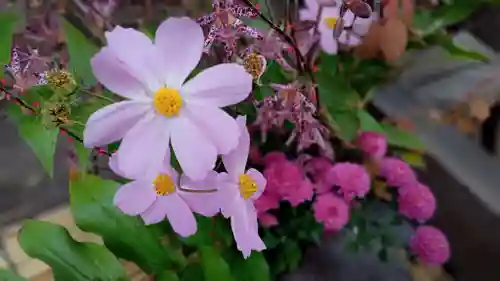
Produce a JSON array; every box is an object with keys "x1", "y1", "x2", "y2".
[
  {"x1": 258, "y1": 212, "x2": 279, "y2": 228},
  {"x1": 303, "y1": 156, "x2": 334, "y2": 194},
  {"x1": 379, "y1": 157, "x2": 417, "y2": 188},
  {"x1": 284, "y1": 179, "x2": 314, "y2": 207},
  {"x1": 110, "y1": 155, "x2": 196, "y2": 237},
  {"x1": 410, "y1": 226, "x2": 450, "y2": 265},
  {"x1": 264, "y1": 159, "x2": 304, "y2": 198},
  {"x1": 217, "y1": 116, "x2": 267, "y2": 258},
  {"x1": 262, "y1": 151, "x2": 288, "y2": 167},
  {"x1": 83, "y1": 17, "x2": 252, "y2": 180},
  {"x1": 398, "y1": 183, "x2": 436, "y2": 222},
  {"x1": 327, "y1": 162, "x2": 370, "y2": 200},
  {"x1": 313, "y1": 193, "x2": 349, "y2": 231},
  {"x1": 299, "y1": 0, "x2": 374, "y2": 54},
  {"x1": 356, "y1": 131, "x2": 387, "y2": 160}
]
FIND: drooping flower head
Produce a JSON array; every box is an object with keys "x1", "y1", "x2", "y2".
[
  {"x1": 217, "y1": 116, "x2": 267, "y2": 258},
  {"x1": 111, "y1": 155, "x2": 197, "y2": 237},
  {"x1": 84, "y1": 17, "x2": 252, "y2": 181},
  {"x1": 299, "y1": 0, "x2": 374, "y2": 54},
  {"x1": 410, "y1": 226, "x2": 450, "y2": 265}
]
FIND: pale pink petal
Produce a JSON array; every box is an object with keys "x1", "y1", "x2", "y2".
[
  {"x1": 318, "y1": 7, "x2": 340, "y2": 34},
  {"x1": 182, "y1": 64, "x2": 252, "y2": 107},
  {"x1": 217, "y1": 174, "x2": 241, "y2": 218},
  {"x1": 352, "y1": 17, "x2": 373, "y2": 35},
  {"x1": 170, "y1": 113, "x2": 217, "y2": 181},
  {"x1": 155, "y1": 17, "x2": 204, "y2": 89},
  {"x1": 231, "y1": 202, "x2": 266, "y2": 258},
  {"x1": 338, "y1": 31, "x2": 361, "y2": 46},
  {"x1": 299, "y1": 9, "x2": 316, "y2": 21},
  {"x1": 185, "y1": 103, "x2": 240, "y2": 155},
  {"x1": 162, "y1": 194, "x2": 197, "y2": 237},
  {"x1": 303, "y1": 0, "x2": 319, "y2": 13},
  {"x1": 141, "y1": 199, "x2": 165, "y2": 225},
  {"x1": 115, "y1": 112, "x2": 170, "y2": 180},
  {"x1": 246, "y1": 168, "x2": 266, "y2": 200},
  {"x1": 179, "y1": 170, "x2": 222, "y2": 217},
  {"x1": 90, "y1": 47, "x2": 149, "y2": 100},
  {"x1": 113, "y1": 180, "x2": 156, "y2": 216},
  {"x1": 320, "y1": 31, "x2": 338, "y2": 54},
  {"x1": 105, "y1": 26, "x2": 162, "y2": 91},
  {"x1": 83, "y1": 101, "x2": 151, "y2": 148},
  {"x1": 222, "y1": 116, "x2": 249, "y2": 176}
]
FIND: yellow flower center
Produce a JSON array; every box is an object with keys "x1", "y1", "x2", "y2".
[
  {"x1": 243, "y1": 53, "x2": 264, "y2": 80},
  {"x1": 154, "y1": 174, "x2": 176, "y2": 196},
  {"x1": 324, "y1": 17, "x2": 338, "y2": 29},
  {"x1": 153, "y1": 88, "x2": 183, "y2": 117},
  {"x1": 45, "y1": 70, "x2": 75, "y2": 88},
  {"x1": 239, "y1": 174, "x2": 258, "y2": 200}
]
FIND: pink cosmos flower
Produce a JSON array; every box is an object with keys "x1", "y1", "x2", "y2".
[
  {"x1": 254, "y1": 191, "x2": 280, "y2": 213},
  {"x1": 258, "y1": 212, "x2": 279, "y2": 228},
  {"x1": 217, "y1": 116, "x2": 267, "y2": 258},
  {"x1": 410, "y1": 226, "x2": 450, "y2": 265},
  {"x1": 380, "y1": 157, "x2": 417, "y2": 188},
  {"x1": 299, "y1": 0, "x2": 373, "y2": 54},
  {"x1": 313, "y1": 193, "x2": 349, "y2": 231},
  {"x1": 398, "y1": 183, "x2": 436, "y2": 222},
  {"x1": 327, "y1": 162, "x2": 370, "y2": 201},
  {"x1": 110, "y1": 155, "x2": 196, "y2": 237},
  {"x1": 356, "y1": 132, "x2": 387, "y2": 160},
  {"x1": 84, "y1": 17, "x2": 252, "y2": 181}
]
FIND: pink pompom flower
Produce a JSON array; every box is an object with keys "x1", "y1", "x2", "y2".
[
  {"x1": 380, "y1": 157, "x2": 417, "y2": 188},
  {"x1": 303, "y1": 157, "x2": 334, "y2": 194},
  {"x1": 327, "y1": 162, "x2": 370, "y2": 201},
  {"x1": 410, "y1": 226, "x2": 450, "y2": 265},
  {"x1": 398, "y1": 183, "x2": 436, "y2": 222},
  {"x1": 264, "y1": 158, "x2": 304, "y2": 197},
  {"x1": 258, "y1": 212, "x2": 279, "y2": 228},
  {"x1": 313, "y1": 193, "x2": 350, "y2": 231},
  {"x1": 356, "y1": 131, "x2": 387, "y2": 160}
]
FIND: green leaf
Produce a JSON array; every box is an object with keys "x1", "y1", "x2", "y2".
[
  {"x1": 23, "y1": 85, "x2": 55, "y2": 105},
  {"x1": 0, "y1": 269, "x2": 28, "y2": 281},
  {"x1": 199, "y1": 246, "x2": 235, "y2": 281},
  {"x1": 180, "y1": 263, "x2": 205, "y2": 281},
  {"x1": 18, "y1": 220, "x2": 127, "y2": 281},
  {"x1": 156, "y1": 270, "x2": 180, "y2": 281},
  {"x1": 259, "y1": 60, "x2": 289, "y2": 85},
  {"x1": 7, "y1": 105, "x2": 58, "y2": 177},
  {"x1": 226, "y1": 251, "x2": 271, "y2": 281},
  {"x1": 70, "y1": 175, "x2": 181, "y2": 274},
  {"x1": 73, "y1": 141, "x2": 90, "y2": 173},
  {"x1": 357, "y1": 109, "x2": 384, "y2": 133},
  {"x1": 381, "y1": 124, "x2": 424, "y2": 151},
  {"x1": 0, "y1": 12, "x2": 17, "y2": 68},
  {"x1": 331, "y1": 110, "x2": 360, "y2": 141},
  {"x1": 61, "y1": 19, "x2": 99, "y2": 85},
  {"x1": 282, "y1": 240, "x2": 302, "y2": 270},
  {"x1": 181, "y1": 215, "x2": 232, "y2": 248},
  {"x1": 434, "y1": 34, "x2": 489, "y2": 62}
]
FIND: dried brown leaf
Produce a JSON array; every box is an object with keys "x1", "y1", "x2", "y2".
[
  {"x1": 379, "y1": 18, "x2": 408, "y2": 63},
  {"x1": 383, "y1": 0, "x2": 414, "y2": 26},
  {"x1": 354, "y1": 22, "x2": 383, "y2": 59}
]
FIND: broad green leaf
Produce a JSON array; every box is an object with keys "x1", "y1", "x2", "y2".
[
  {"x1": 18, "y1": 220, "x2": 127, "y2": 281},
  {"x1": 393, "y1": 150, "x2": 426, "y2": 168},
  {"x1": 73, "y1": 141, "x2": 90, "y2": 174},
  {"x1": 70, "y1": 175, "x2": 181, "y2": 274},
  {"x1": 199, "y1": 246, "x2": 235, "y2": 281},
  {"x1": 225, "y1": 251, "x2": 271, "y2": 281},
  {"x1": 281, "y1": 240, "x2": 302, "y2": 270},
  {"x1": 180, "y1": 263, "x2": 205, "y2": 281},
  {"x1": 181, "y1": 215, "x2": 232, "y2": 248},
  {"x1": 259, "y1": 60, "x2": 289, "y2": 85},
  {"x1": 358, "y1": 109, "x2": 384, "y2": 133},
  {"x1": 156, "y1": 270, "x2": 180, "y2": 281},
  {"x1": 253, "y1": 85, "x2": 274, "y2": 101},
  {"x1": 61, "y1": 19, "x2": 99, "y2": 85},
  {"x1": 7, "y1": 104, "x2": 58, "y2": 177},
  {"x1": 431, "y1": 33, "x2": 489, "y2": 62},
  {"x1": 23, "y1": 85, "x2": 55, "y2": 105},
  {"x1": 0, "y1": 12, "x2": 17, "y2": 68},
  {"x1": 317, "y1": 74, "x2": 360, "y2": 112},
  {"x1": 381, "y1": 124, "x2": 425, "y2": 151},
  {"x1": 331, "y1": 110, "x2": 360, "y2": 141},
  {"x1": 0, "y1": 269, "x2": 28, "y2": 281}
]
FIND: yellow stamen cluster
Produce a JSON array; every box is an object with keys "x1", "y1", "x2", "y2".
[
  {"x1": 45, "y1": 70, "x2": 75, "y2": 89},
  {"x1": 239, "y1": 174, "x2": 258, "y2": 200},
  {"x1": 243, "y1": 53, "x2": 264, "y2": 80},
  {"x1": 154, "y1": 174, "x2": 176, "y2": 196},
  {"x1": 153, "y1": 88, "x2": 183, "y2": 117},
  {"x1": 324, "y1": 17, "x2": 338, "y2": 29}
]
